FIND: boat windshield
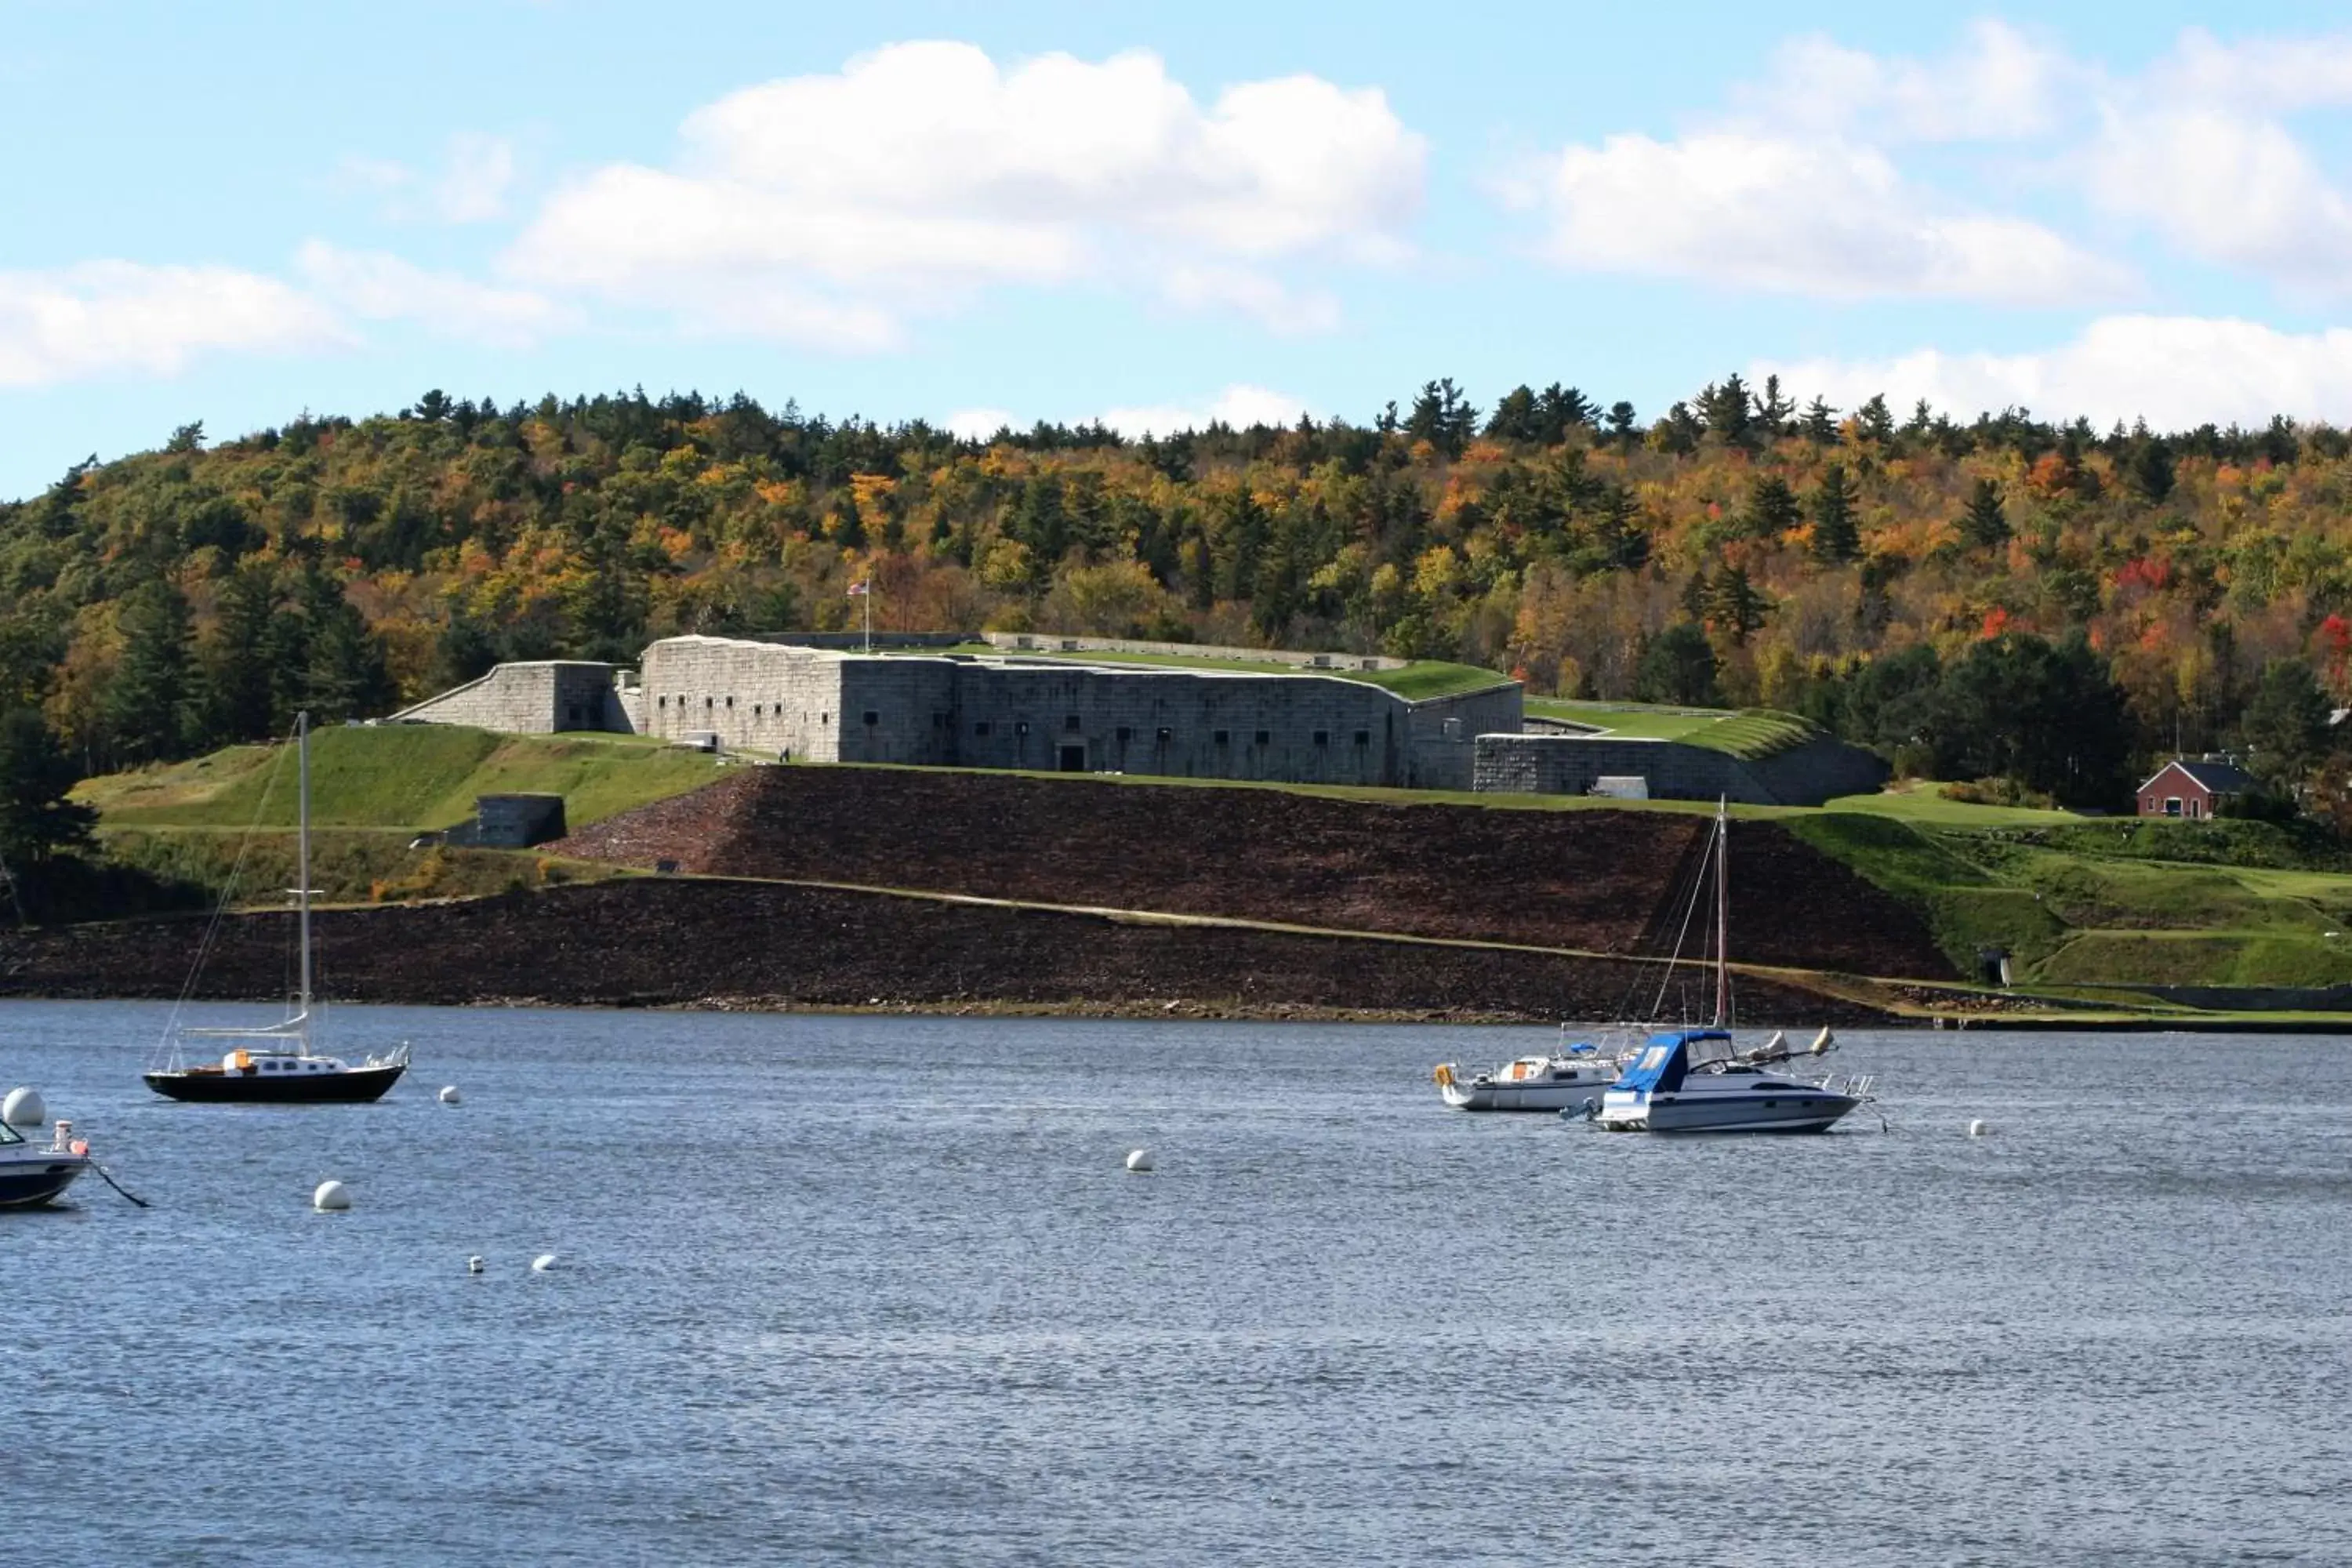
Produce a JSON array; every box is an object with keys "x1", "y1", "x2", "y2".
[{"x1": 0, "y1": 1120, "x2": 22, "y2": 1146}]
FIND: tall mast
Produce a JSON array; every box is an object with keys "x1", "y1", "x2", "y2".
[
  {"x1": 1713, "y1": 797, "x2": 1730, "y2": 1028},
  {"x1": 296, "y1": 710, "x2": 312, "y2": 1029}
]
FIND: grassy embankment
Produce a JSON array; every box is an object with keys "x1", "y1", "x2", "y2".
[
  {"x1": 76, "y1": 726, "x2": 726, "y2": 906},
  {"x1": 938, "y1": 643, "x2": 1512, "y2": 700},
  {"x1": 69, "y1": 718, "x2": 2352, "y2": 1004}
]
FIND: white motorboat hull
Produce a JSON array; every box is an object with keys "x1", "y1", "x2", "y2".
[
  {"x1": 1440, "y1": 1075, "x2": 1616, "y2": 1112},
  {"x1": 1596, "y1": 1087, "x2": 1858, "y2": 1134}
]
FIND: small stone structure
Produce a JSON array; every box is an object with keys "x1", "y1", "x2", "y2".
[
  {"x1": 439, "y1": 793, "x2": 568, "y2": 848},
  {"x1": 1473, "y1": 732, "x2": 1887, "y2": 808},
  {"x1": 390, "y1": 661, "x2": 642, "y2": 733}
]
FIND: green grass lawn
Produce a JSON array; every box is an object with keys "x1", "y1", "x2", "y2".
[
  {"x1": 934, "y1": 643, "x2": 1512, "y2": 699},
  {"x1": 1523, "y1": 699, "x2": 1821, "y2": 760},
  {"x1": 82, "y1": 726, "x2": 731, "y2": 832}
]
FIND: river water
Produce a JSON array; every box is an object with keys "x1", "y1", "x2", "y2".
[{"x1": 5, "y1": 1002, "x2": 2350, "y2": 1565}]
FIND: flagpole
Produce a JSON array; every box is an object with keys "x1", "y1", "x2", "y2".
[{"x1": 863, "y1": 577, "x2": 872, "y2": 654}]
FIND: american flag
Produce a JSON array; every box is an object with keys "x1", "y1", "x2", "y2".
[{"x1": 847, "y1": 580, "x2": 869, "y2": 596}]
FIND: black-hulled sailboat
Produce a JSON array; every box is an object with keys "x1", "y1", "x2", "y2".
[{"x1": 143, "y1": 712, "x2": 409, "y2": 1104}]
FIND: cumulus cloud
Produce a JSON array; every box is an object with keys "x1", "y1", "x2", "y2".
[
  {"x1": 294, "y1": 241, "x2": 571, "y2": 345},
  {"x1": 2085, "y1": 107, "x2": 2352, "y2": 291},
  {"x1": 0, "y1": 261, "x2": 345, "y2": 388},
  {"x1": 944, "y1": 407, "x2": 1018, "y2": 441},
  {"x1": 504, "y1": 42, "x2": 1424, "y2": 347},
  {"x1": 1754, "y1": 315, "x2": 2352, "y2": 431},
  {"x1": 336, "y1": 133, "x2": 521, "y2": 223},
  {"x1": 1517, "y1": 130, "x2": 2129, "y2": 304},
  {"x1": 1737, "y1": 18, "x2": 2071, "y2": 141},
  {"x1": 1096, "y1": 384, "x2": 1310, "y2": 437}
]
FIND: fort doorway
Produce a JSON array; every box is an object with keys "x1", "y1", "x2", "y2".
[{"x1": 1058, "y1": 743, "x2": 1087, "y2": 772}]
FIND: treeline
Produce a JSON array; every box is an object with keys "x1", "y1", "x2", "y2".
[{"x1": 9, "y1": 373, "x2": 2352, "y2": 844}]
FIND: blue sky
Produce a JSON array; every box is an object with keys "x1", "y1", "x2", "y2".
[{"x1": 9, "y1": 0, "x2": 2352, "y2": 497}]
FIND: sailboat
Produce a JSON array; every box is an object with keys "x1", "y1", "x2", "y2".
[
  {"x1": 143, "y1": 712, "x2": 410, "y2": 1104},
  {"x1": 1592, "y1": 800, "x2": 1873, "y2": 1134}
]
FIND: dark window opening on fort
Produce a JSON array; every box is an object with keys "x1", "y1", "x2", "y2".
[
  {"x1": 973, "y1": 720, "x2": 993, "y2": 736},
  {"x1": 1015, "y1": 721, "x2": 1030, "y2": 737},
  {"x1": 725, "y1": 695, "x2": 735, "y2": 709},
  {"x1": 705, "y1": 696, "x2": 714, "y2": 709},
  {"x1": 1064, "y1": 713, "x2": 1082, "y2": 732},
  {"x1": 1354, "y1": 730, "x2": 1370, "y2": 747},
  {"x1": 1312, "y1": 731, "x2": 1329, "y2": 747},
  {"x1": 1117, "y1": 727, "x2": 1133, "y2": 742},
  {"x1": 1156, "y1": 727, "x2": 1172, "y2": 743},
  {"x1": 1254, "y1": 729, "x2": 1271, "y2": 747},
  {"x1": 1212, "y1": 729, "x2": 1229, "y2": 746},
  {"x1": 658, "y1": 695, "x2": 667, "y2": 709},
  {"x1": 820, "y1": 713, "x2": 830, "y2": 725},
  {"x1": 862, "y1": 710, "x2": 879, "y2": 726},
  {"x1": 1058, "y1": 744, "x2": 1086, "y2": 773}
]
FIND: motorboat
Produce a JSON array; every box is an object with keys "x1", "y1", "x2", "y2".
[
  {"x1": 1587, "y1": 799, "x2": 1877, "y2": 1135},
  {"x1": 0, "y1": 1119, "x2": 89, "y2": 1208},
  {"x1": 1593, "y1": 1027, "x2": 1872, "y2": 1134},
  {"x1": 144, "y1": 711, "x2": 411, "y2": 1105},
  {"x1": 1436, "y1": 1032, "x2": 1625, "y2": 1112}
]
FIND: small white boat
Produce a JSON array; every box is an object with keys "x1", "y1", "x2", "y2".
[
  {"x1": 0, "y1": 1119, "x2": 89, "y2": 1209},
  {"x1": 1436, "y1": 1033, "x2": 1623, "y2": 1112}
]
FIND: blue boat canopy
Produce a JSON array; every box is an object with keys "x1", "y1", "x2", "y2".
[{"x1": 1610, "y1": 1029, "x2": 1733, "y2": 1094}]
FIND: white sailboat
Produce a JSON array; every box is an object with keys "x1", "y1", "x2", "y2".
[
  {"x1": 143, "y1": 712, "x2": 410, "y2": 1104},
  {"x1": 1593, "y1": 800, "x2": 1875, "y2": 1134}
]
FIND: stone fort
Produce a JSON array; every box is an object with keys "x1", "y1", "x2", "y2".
[
  {"x1": 388, "y1": 633, "x2": 1883, "y2": 804},
  {"x1": 392, "y1": 635, "x2": 1522, "y2": 792}
]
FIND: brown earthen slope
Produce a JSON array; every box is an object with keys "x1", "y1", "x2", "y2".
[
  {"x1": 0, "y1": 880, "x2": 1895, "y2": 1025},
  {"x1": 550, "y1": 768, "x2": 1955, "y2": 979}
]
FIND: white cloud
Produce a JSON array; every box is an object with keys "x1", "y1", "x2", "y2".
[
  {"x1": 2154, "y1": 28, "x2": 2352, "y2": 111},
  {"x1": 336, "y1": 133, "x2": 521, "y2": 224},
  {"x1": 1519, "y1": 130, "x2": 2129, "y2": 304},
  {"x1": 294, "y1": 241, "x2": 571, "y2": 346},
  {"x1": 2085, "y1": 107, "x2": 2352, "y2": 291},
  {"x1": 1755, "y1": 315, "x2": 2352, "y2": 431},
  {"x1": 945, "y1": 407, "x2": 1017, "y2": 441},
  {"x1": 504, "y1": 41, "x2": 1424, "y2": 348},
  {"x1": 1738, "y1": 19, "x2": 2071, "y2": 141},
  {"x1": 0, "y1": 261, "x2": 345, "y2": 388},
  {"x1": 435, "y1": 133, "x2": 518, "y2": 223},
  {"x1": 1097, "y1": 383, "x2": 1309, "y2": 437}
]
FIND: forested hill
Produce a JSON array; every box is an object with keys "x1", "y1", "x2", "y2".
[{"x1": 5, "y1": 376, "x2": 2351, "y2": 813}]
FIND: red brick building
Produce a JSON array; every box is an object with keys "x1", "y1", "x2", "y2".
[{"x1": 2135, "y1": 757, "x2": 2256, "y2": 821}]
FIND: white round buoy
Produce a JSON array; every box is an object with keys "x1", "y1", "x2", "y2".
[
  {"x1": 437, "y1": 1085, "x2": 463, "y2": 1106},
  {"x1": 1125, "y1": 1149, "x2": 1155, "y2": 1174},
  {"x1": 531, "y1": 1253, "x2": 558, "y2": 1272},
  {"x1": 313, "y1": 1180, "x2": 351, "y2": 1211},
  {"x1": 1967, "y1": 1120, "x2": 1991, "y2": 1138},
  {"x1": 2, "y1": 1087, "x2": 45, "y2": 1128},
  {"x1": 466, "y1": 1255, "x2": 485, "y2": 1275}
]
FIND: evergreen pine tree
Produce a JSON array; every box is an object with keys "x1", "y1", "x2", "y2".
[
  {"x1": 0, "y1": 707, "x2": 96, "y2": 866},
  {"x1": 1811, "y1": 463, "x2": 1861, "y2": 562},
  {"x1": 101, "y1": 579, "x2": 198, "y2": 766},
  {"x1": 1959, "y1": 477, "x2": 2010, "y2": 550}
]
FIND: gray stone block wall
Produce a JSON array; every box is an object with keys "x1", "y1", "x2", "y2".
[
  {"x1": 934, "y1": 664, "x2": 1407, "y2": 783},
  {"x1": 640, "y1": 637, "x2": 848, "y2": 760},
  {"x1": 1406, "y1": 684, "x2": 1524, "y2": 790},
  {"x1": 1472, "y1": 732, "x2": 1888, "y2": 807},
  {"x1": 391, "y1": 661, "x2": 625, "y2": 733}
]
